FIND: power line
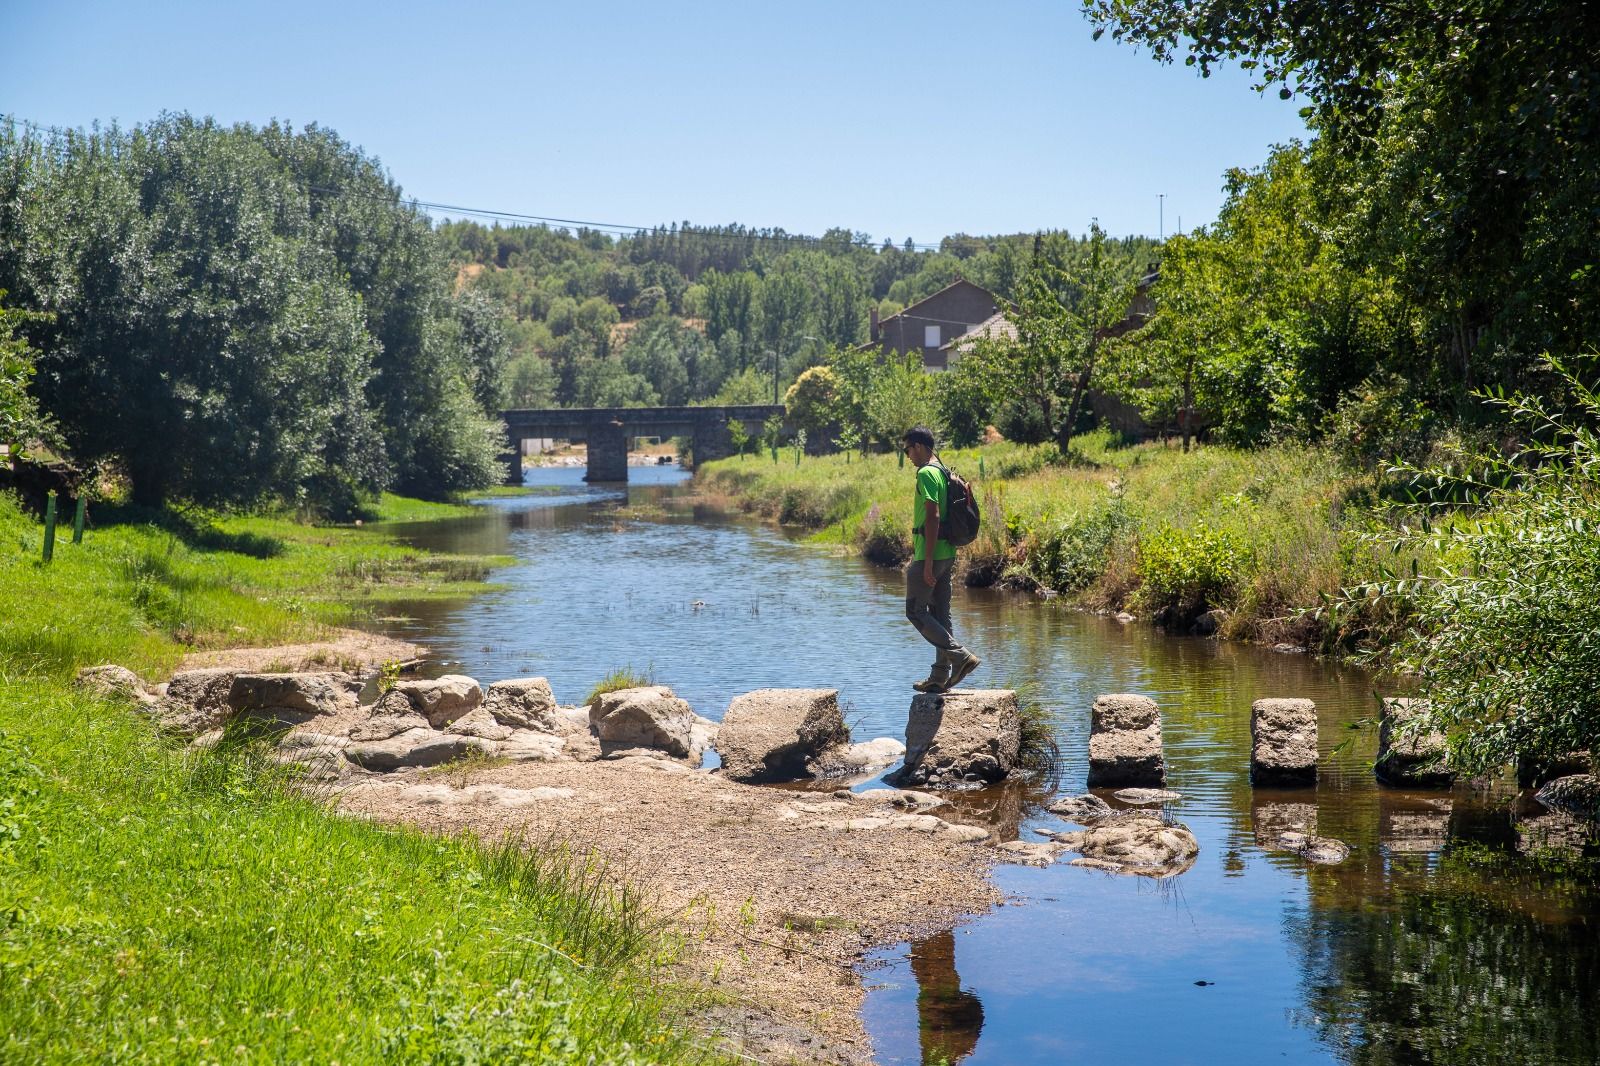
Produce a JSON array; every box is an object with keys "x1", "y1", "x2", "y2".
[{"x1": 2, "y1": 112, "x2": 946, "y2": 254}]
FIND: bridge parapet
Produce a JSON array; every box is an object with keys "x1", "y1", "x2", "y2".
[{"x1": 498, "y1": 404, "x2": 786, "y2": 483}]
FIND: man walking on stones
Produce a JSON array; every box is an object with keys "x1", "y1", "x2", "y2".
[{"x1": 902, "y1": 427, "x2": 980, "y2": 693}]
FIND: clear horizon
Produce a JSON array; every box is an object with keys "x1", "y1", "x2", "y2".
[{"x1": 2, "y1": 0, "x2": 1309, "y2": 243}]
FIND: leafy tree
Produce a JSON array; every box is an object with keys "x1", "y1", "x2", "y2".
[
  {"x1": 711, "y1": 367, "x2": 771, "y2": 407},
  {"x1": 574, "y1": 357, "x2": 657, "y2": 408},
  {"x1": 1085, "y1": 0, "x2": 1600, "y2": 406},
  {"x1": 783, "y1": 365, "x2": 839, "y2": 440},
  {"x1": 864, "y1": 354, "x2": 941, "y2": 447},
  {"x1": 726, "y1": 416, "x2": 751, "y2": 458},
  {"x1": 505, "y1": 353, "x2": 557, "y2": 408},
  {"x1": 454, "y1": 288, "x2": 512, "y2": 413},
  {"x1": 0, "y1": 291, "x2": 52, "y2": 459},
  {"x1": 962, "y1": 226, "x2": 1132, "y2": 451}
]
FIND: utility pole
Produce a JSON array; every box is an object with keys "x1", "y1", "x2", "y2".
[{"x1": 1159, "y1": 194, "x2": 1165, "y2": 241}]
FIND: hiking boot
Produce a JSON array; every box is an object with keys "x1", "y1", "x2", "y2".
[
  {"x1": 942, "y1": 651, "x2": 981, "y2": 692},
  {"x1": 912, "y1": 666, "x2": 951, "y2": 693}
]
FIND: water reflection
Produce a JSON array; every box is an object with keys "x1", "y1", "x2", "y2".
[
  {"x1": 368, "y1": 466, "x2": 1600, "y2": 1066},
  {"x1": 911, "y1": 932, "x2": 984, "y2": 1065}
]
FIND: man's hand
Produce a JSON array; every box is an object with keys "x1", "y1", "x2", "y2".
[{"x1": 922, "y1": 559, "x2": 936, "y2": 587}]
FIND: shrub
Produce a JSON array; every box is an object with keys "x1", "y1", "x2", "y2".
[
  {"x1": 858, "y1": 504, "x2": 910, "y2": 566},
  {"x1": 1027, "y1": 497, "x2": 1133, "y2": 593},
  {"x1": 1328, "y1": 373, "x2": 1437, "y2": 467},
  {"x1": 1356, "y1": 361, "x2": 1600, "y2": 775},
  {"x1": 1134, "y1": 523, "x2": 1249, "y2": 620}
]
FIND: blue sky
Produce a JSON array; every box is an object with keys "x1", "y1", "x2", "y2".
[{"x1": 2, "y1": 0, "x2": 1308, "y2": 242}]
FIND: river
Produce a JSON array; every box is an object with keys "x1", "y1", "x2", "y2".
[{"x1": 371, "y1": 464, "x2": 1599, "y2": 1066}]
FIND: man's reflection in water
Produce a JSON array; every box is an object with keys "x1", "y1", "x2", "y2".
[{"x1": 910, "y1": 930, "x2": 984, "y2": 1064}]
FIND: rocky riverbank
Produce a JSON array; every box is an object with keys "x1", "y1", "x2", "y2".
[{"x1": 81, "y1": 654, "x2": 1009, "y2": 1063}]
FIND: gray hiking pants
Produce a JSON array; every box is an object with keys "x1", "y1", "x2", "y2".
[{"x1": 905, "y1": 557, "x2": 965, "y2": 667}]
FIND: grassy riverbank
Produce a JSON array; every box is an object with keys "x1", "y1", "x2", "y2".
[
  {"x1": 0, "y1": 491, "x2": 720, "y2": 1063},
  {"x1": 698, "y1": 432, "x2": 1397, "y2": 650}
]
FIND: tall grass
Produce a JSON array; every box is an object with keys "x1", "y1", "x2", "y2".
[
  {"x1": 0, "y1": 492, "x2": 720, "y2": 1063},
  {"x1": 698, "y1": 432, "x2": 1391, "y2": 650},
  {"x1": 586, "y1": 666, "x2": 656, "y2": 705}
]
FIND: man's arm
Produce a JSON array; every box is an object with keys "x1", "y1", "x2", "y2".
[{"x1": 922, "y1": 498, "x2": 940, "y2": 586}]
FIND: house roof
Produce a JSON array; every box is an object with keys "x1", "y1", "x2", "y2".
[
  {"x1": 939, "y1": 311, "x2": 1016, "y2": 353},
  {"x1": 877, "y1": 279, "x2": 1000, "y2": 330}
]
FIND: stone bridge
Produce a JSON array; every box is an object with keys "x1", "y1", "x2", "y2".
[{"x1": 499, "y1": 405, "x2": 785, "y2": 482}]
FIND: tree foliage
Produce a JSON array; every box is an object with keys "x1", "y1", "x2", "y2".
[
  {"x1": 1356, "y1": 361, "x2": 1600, "y2": 774},
  {"x1": 1086, "y1": 0, "x2": 1600, "y2": 414},
  {"x1": 0, "y1": 115, "x2": 505, "y2": 509},
  {"x1": 0, "y1": 291, "x2": 51, "y2": 460},
  {"x1": 958, "y1": 226, "x2": 1133, "y2": 450}
]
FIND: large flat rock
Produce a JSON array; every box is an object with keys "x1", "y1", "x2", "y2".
[
  {"x1": 1250, "y1": 698, "x2": 1318, "y2": 786},
  {"x1": 1087, "y1": 694, "x2": 1165, "y2": 788},
  {"x1": 227, "y1": 672, "x2": 358, "y2": 728},
  {"x1": 892, "y1": 689, "x2": 1020, "y2": 789},
  {"x1": 717, "y1": 688, "x2": 849, "y2": 782},
  {"x1": 344, "y1": 728, "x2": 497, "y2": 771}
]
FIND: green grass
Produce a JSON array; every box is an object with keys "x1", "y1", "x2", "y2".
[
  {"x1": 0, "y1": 495, "x2": 509, "y2": 680},
  {"x1": 698, "y1": 431, "x2": 1396, "y2": 649},
  {"x1": 0, "y1": 492, "x2": 722, "y2": 1063},
  {"x1": 585, "y1": 667, "x2": 655, "y2": 706}
]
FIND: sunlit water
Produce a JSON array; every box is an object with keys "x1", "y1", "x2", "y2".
[{"x1": 370, "y1": 465, "x2": 1600, "y2": 1066}]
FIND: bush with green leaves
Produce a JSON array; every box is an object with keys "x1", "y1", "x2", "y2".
[
  {"x1": 1357, "y1": 361, "x2": 1600, "y2": 775},
  {"x1": 1027, "y1": 497, "x2": 1133, "y2": 593},
  {"x1": 1134, "y1": 523, "x2": 1249, "y2": 618}
]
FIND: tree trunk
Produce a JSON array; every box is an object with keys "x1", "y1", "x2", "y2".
[
  {"x1": 1180, "y1": 372, "x2": 1194, "y2": 453},
  {"x1": 1057, "y1": 349, "x2": 1099, "y2": 455}
]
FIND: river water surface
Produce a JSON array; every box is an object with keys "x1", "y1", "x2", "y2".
[{"x1": 371, "y1": 465, "x2": 1599, "y2": 1066}]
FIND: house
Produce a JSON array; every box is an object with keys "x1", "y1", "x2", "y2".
[{"x1": 864, "y1": 279, "x2": 1006, "y2": 372}]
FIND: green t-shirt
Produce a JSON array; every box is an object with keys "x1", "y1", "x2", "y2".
[{"x1": 912, "y1": 461, "x2": 956, "y2": 562}]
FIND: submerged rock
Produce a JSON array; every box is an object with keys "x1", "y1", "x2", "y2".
[
  {"x1": 994, "y1": 840, "x2": 1064, "y2": 867},
  {"x1": 1535, "y1": 774, "x2": 1600, "y2": 822},
  {"x1": 1250, "y1": 698, "x2": 1318, "y2": 787},
  {"x1": 1047, "y1": 793, "x2": 1115, "y2": 824},
  {"x1": 1114, "y1": 788, "x2": 1182, "y2": 805},
  {"x1": 1087, "y1": 694, "x2": 1165, "y2": 788},
  {"x1": 814, "y1": 737, "x2": 906, "y2": 777},
  {"x1": 1051, "y1": 814, "x2": 1199, "y2": 877},
  {"x1": 893, "y1": 689, "x2": 1020, "y2": 789},
  {"x1": 1375, "y1": 697, "x2": 1454, "y2": 788},
  {"x1": 717, "y1": 688, "x2": 849, "y2": 782},
  {"x1": 1272, "y1": 830, "x2": 1350, "y2": 865}
]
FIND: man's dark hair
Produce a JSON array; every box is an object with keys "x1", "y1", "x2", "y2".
[{"x1": 902, "y1": 426, "x2": 936, "y2": 451}]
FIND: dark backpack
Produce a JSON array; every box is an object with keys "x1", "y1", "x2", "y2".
[{"x1": 935, "y1": 459, "x2": 981, "y2": 548}]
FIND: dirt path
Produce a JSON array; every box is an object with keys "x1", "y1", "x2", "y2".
[
  {"x1": 334, "y1": 755, "x2": 1001, "y2": 1063},
  {"x1": 178, "y1": 628, "x2": 425, "y2": 674}
]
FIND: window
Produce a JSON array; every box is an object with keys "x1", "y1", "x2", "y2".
[{"x1": 924, "y1": 324, "x2": 941, "y2": 347}]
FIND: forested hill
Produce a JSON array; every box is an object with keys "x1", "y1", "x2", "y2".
[{"x1": 433, "y1": 219, "x2": 1158, "y2": 409}]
